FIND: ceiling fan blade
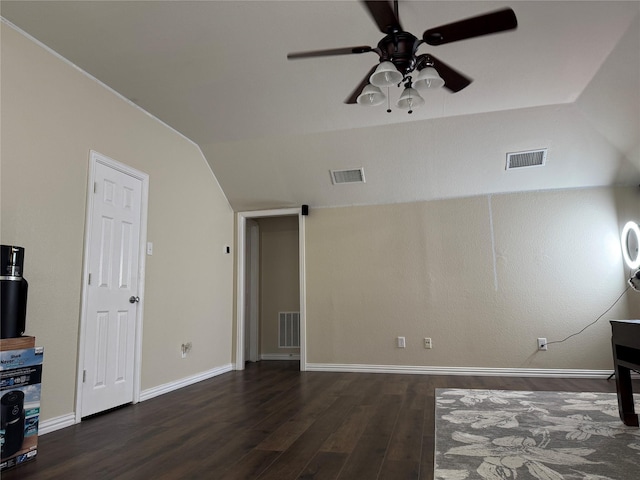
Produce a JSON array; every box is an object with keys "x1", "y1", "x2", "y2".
[
  {"x1": 287, "y1": 46, "x2": 374, "y2": 60},
  {"x1": 361, "y1": 0, "x2": 402, "y2": 34},
  {"x1": 427, "y1": 55, "x2": 472, "y2": 93},
  {"x1": 423, "y1": 8, "x2": 517, "y2": 46},
  {"x1": 345, "y1": 64, "x2": 379, "y2": 104}
]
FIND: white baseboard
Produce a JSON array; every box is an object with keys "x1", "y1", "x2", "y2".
[
  {"x1": 39, "y1": 413, "x2": 76, "y2": 435},
  {"x1": 260, "y1": 353, "x2": 301, "y2": 361},
  {"x1": 305, "y1": 363, "x2": 615, "y2": 379},
  {"x1": 31, "y1": 362, "x2": 629, "y2": 436},
  {"x1": 140, "y1": 363, "x2": 233, "y2": 402},
  {"x1": 38, "y1": 364, "x2": 233, "y2": 435}
]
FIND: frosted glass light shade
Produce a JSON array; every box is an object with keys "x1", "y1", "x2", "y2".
[
  {"x1": 414, "y1": 66, "x2": 445, "y2": 89},
  {"x1": 369, "y1": 61, "x2": 403, "y2": 87},
  {"x1": 356, "y1": 84, "x2": 385, "y2": 106},
  {"x1": 396, "y1": 87, "x2": 424, "y2": 111}
]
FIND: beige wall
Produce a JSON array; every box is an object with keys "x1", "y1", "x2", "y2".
[
  {"x1": 1, "y1": 24, "x2": 234, "y2": 421},
  {"x1": 3, "y1": 16, "x2": 638, "y2": 428},
  {"x1": 305, "y1": 187, "x2": 640, "y2": 370},
  {"x1": 256, "y1": 216, "x2": 300, "y2": 356}
]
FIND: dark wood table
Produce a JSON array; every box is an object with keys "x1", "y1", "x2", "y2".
[{"x1": 610, "y1": 320, "x2": 640, "y2": 426}]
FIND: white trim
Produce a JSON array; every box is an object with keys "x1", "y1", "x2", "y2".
[
  {"x1": 299, "y1": 214, "x2": 307, "y2": 371},
  {"x1": 139, "y1": 364, "x2": 233, "y2": 402},
  {"x1": 236, "y1": 208, "x2": 306, "y2": 371},
  {"x1": 247, "y1": 220, "x2": 260, "y2": 362},
  {"x1": 75, "y1": 151, "x2": 149, "y2": 423},
  {"x1": 305, "y1": 363, "x2": 615, "y2": 379},
  {"x1": 260, "y1": 354, "x2": 301, "y2": 361},
  {"x1": 39, "y1": 413, "x2": 76, "y2": 435}
]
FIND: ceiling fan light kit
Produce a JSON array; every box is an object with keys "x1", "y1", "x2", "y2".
[
  {"x1": 356, "y1": 84, "x2": 386, "y2": 106},
  {"x1": 397, "y1": 84, "x2": 424, "y2": 114},
  {"x1": 414, "y1": 67, "x2": 445, "y2": 90},
  {"x1": 287, "y1": 1, "x2": 518, "y2": 114},
  {"x1": 370, "y1": 61, "x2": 404, "y2": 87}
]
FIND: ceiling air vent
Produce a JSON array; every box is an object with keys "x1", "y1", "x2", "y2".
[
  {"x1": 506, "y1": 149, "x2": 547, "y2": 170},
  {"x1": 330, "y1": 168, "x2": 366, "y2": 185}
]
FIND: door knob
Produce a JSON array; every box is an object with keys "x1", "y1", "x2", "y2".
[{"x1": 129, "y1": 296, "x2": 140, "y2": 304}]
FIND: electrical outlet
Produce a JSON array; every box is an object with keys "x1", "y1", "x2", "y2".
[
  {"x1": 537, "y1": 338, "x2": 547, "y2": 351},
  {"x1": 424, "y1": 337, "x2": 432, "y2": 349},
  {"x1": 397, "y1": 336, "x2": 406, "y2": 348}
]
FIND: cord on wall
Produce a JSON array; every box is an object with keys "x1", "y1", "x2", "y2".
[{"x1": 542, "y1": 284, "x2": 631, "y2": 349}]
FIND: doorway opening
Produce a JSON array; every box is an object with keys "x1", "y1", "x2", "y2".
[{"x1": 236, "y1": 208, "x2": 306, "y2": 371}]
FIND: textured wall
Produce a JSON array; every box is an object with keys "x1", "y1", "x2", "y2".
[
  {"x1": 1, "y1": 24, "x2": 234, "y2": 421},
  {"x1": 305, "y1": 187, "x2": 640, "y2": 370}
]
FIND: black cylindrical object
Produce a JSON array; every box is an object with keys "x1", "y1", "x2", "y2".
[
  {"x1": 1, "y1": 390, "x2": 25, "y2": 459},
  {"x1": 1, "y1": 245, "x2": 28, "y2": 339}
]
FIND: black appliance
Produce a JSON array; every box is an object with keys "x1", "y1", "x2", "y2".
[
  {"x1": 1, "y1": 390, "x2": 25, "y2": 459},
  {"x1": 1, "y1": 245, "x2": 28, "y2": 339}
]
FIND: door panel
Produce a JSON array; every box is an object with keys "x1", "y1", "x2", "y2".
[{"x1": 82, "y1": 161, "x2": 142, "y2": 417}]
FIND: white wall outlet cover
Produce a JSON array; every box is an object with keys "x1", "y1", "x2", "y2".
[{"x1": 397, "y1": 336, "x2": 406, "y2": 348}]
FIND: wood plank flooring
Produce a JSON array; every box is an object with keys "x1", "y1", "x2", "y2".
[{"x1": 4, "y1": 361, "x2": 634, "y2": 480}]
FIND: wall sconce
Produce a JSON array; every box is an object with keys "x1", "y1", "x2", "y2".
[{"x1": 621, "y1": 221, "x2": 640, "y2": 269}]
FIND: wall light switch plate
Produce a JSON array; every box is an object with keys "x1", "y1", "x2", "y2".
[{"x1": 146, "y1": 242, "x2": 153, "y2": 255}]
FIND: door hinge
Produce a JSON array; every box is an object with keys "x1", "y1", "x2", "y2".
[
  {"x1": 88, "y1": 273, "x2": 91, "y2": 285},
  {"x1": 83, "y1": 370, "x2": 86, "y2": 383},
  {"x1": 94, "y1": 182, "x2": 97, "y2": 193}
]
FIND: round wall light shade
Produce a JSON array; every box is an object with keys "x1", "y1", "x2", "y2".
[{"x1": 621, "y1": 221, "x2": 640, "y2": 269}]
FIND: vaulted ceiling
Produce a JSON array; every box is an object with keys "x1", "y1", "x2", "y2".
[{"x1": 2, "y1": 1, "x2": 639, "y2": 210}]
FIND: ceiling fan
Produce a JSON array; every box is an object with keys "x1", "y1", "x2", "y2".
[{"x1": 287, "y1": 1, "x2": 517, "y2": 112}]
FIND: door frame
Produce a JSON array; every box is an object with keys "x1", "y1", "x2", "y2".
[
  {"x1": 246, "y1": 219, "x2": 260, "y2": 362},
  {"x1": 236, "y1": 208, "x2": 306, "y2": 371},
  {"x1": 75, "y1": 151, "x2": 149, "y2": 422}
]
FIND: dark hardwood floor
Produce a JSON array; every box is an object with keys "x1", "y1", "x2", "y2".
[{"x1": 4, "y1": 361, "x2": 633, "y2": 480}]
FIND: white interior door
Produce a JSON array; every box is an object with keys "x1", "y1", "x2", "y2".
[{"x1": 81, "y1": 158, "x2": 144, "y2": 417}]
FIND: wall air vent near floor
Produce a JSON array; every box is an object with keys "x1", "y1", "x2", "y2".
[
  {"x1": 279, "y1": 312, "x2": 300, "y2": 348},
  {"x1": 330, "y1": 168, "x2": 366, "y2": 185},
  {"x1": 506, "y1": 149, "x2": 547, "y2": 170}
]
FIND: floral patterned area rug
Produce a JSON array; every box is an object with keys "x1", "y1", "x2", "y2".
[{"x1": 435, "y1": 389, "x2": 640, "y2": 480}]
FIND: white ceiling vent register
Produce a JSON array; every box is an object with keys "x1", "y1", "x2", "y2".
[
  {"x1": 506, "y1": 149, "x2": 547, "y2": 170},
  {"x1": 330, "y1": 168, "x2": 366, "y2": 185}
]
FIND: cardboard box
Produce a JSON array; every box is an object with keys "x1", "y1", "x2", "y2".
[{"x1": 0, "y1": 346, "x2": 44, "y2": 471}]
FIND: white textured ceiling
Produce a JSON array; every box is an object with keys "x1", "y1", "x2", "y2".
[{"x1": 2, "y1": 1, "x2": 639, "y2": 210}]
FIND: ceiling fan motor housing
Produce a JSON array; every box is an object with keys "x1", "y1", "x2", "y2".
[{"x1": 378, "y1": 31, "x2": 420, "y2": 76}]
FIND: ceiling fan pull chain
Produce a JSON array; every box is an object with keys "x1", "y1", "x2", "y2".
[{"x1": 386, "y1": 87, "x2": 391, "y2": 113}]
